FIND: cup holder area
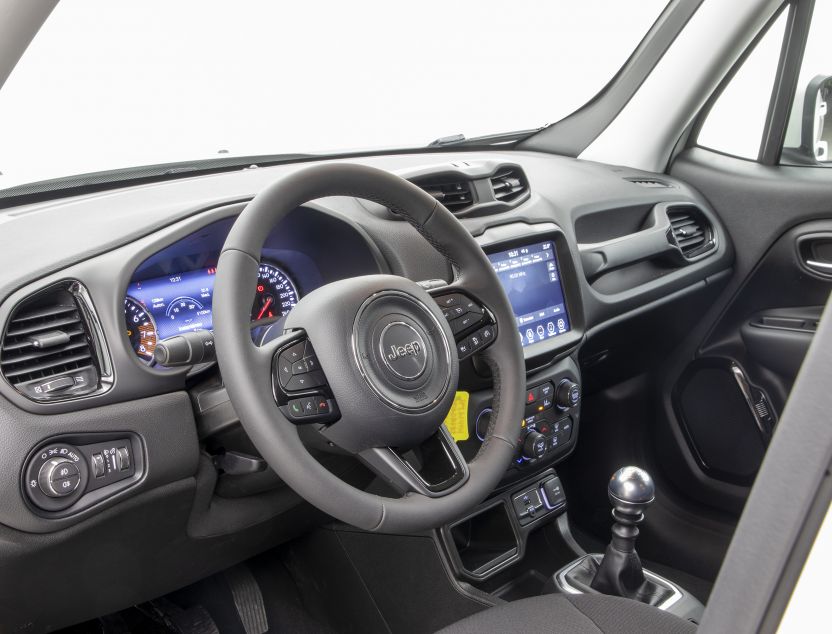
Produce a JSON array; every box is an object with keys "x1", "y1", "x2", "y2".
[{"x1": 447, "y1": 500, "x2": 519, "y2": 579}]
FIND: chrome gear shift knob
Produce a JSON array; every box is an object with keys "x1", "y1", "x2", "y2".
[{"x1": 607, "y1": 466, "x2": 655, "y2": 522}]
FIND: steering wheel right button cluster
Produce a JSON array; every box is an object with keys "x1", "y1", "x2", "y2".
[
  {"x1": 273, "y1": 338, "x2": 340, "y2": 424},
  {"x1": 433, "y1": 292, "x2": 496, "y2": 360}
]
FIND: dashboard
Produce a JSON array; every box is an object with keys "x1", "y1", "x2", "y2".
[{"x1": 0, "y1": 149, "x2": 733, "y2": 632}]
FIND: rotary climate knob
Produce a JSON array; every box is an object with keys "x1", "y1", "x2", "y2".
[
  {"x1": 522, "y1": 431, "x2": 547, "y2": 460},
  {"x1": 556, "y1": 379, "x2": 581, "y2": 409},
  {"x1": 37, "y1": 457, "x2": 81, "y2": 497}
]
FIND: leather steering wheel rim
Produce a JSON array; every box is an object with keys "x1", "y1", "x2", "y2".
[{"x1": 213, "y1": 162, "x2": 525, "y2": 533}]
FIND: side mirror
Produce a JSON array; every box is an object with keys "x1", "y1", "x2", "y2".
[{"x1": 801, "y1": 75, "x2": 831, "y2": 162}]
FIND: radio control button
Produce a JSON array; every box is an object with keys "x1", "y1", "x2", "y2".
[
  {"x1": 457, "y1": 338, "x2": 472, "y2": 358},
  {"x1": 316, "y1": 398, "x2": 331, "y2": 415},
  {"x1": 285, "y1": 373, "x2": 311, "y2": 391},
  {"x1": 437, "y1": 294, "x2": 461, "y2": 308},
  {"x1": 451, "y1": 313, "x2": 480, "y2": 334},
  {"x1": 276, "y1": 358, "x2": 293, "y2": 387},
  {"x1": 280, "y1": 341, "x2": 306, "y2": 364},
  {"x1": 300, "y1": 397, "x2": 317, "y2": 417},
  {"x1": 461, "y1": 297, "x2": 483, "y2": 314}
]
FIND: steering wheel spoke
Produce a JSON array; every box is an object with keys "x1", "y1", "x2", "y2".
[
  {"x1": 358, "y1": 425, "x2": 469, "y2": 497},
  {"x1": 428, "y1": 286, "x2": 498, "y2": 360},
  {"x1": 266, "y1": 330, "x2": 341, "y2": 425}
]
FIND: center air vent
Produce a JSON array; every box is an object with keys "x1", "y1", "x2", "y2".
[
  {"x1": 667, "y1": 206, "x2": 715, "y2": 260},
  {"x1": 490, "y1": 167, "x2": 529, "y2": 203},
  {"x1": 0, "y1": 282, "x2": 108, "y2": 401},
  {"x1": 412, "y1": 176, "x2": 474, "y2": 214}
]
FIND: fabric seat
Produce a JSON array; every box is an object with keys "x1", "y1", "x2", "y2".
[{"x1": 437, "y1": 594, "x2": 696, "y2": 634}]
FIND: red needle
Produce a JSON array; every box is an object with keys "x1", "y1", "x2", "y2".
[{"x1": 256, "y1": 297, "x2": 273, "y2": 320}]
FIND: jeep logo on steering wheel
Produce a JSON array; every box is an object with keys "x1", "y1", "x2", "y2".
[
  {"x1": 387, "y1": 340, "x2": 422, "y2": 361},
  {"x1": 379, "y1": 322, "x2": 428, "y2": 380}
]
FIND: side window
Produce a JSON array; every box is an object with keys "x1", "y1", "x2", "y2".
[
  {"x1": 696, "y1": 10, "x2": 789, "y2": 160},
  {"x1": 783, "y1": 1, "x2": 832, "y2": 164}
]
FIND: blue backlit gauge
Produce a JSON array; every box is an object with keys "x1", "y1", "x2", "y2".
[
  {"x1": 251, "y1": 263, "x2": 300, "y2": 322},
  {"x1": 124, "y1": 297, "x2": 157, "y2": 365},
  {"x1": 165, "y1": 295, "x2": 211, "y2": 332}
]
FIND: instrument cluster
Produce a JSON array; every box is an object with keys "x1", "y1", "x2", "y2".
[{"x1": 124, "y1": 261, "x2": 300, "y2": 365}]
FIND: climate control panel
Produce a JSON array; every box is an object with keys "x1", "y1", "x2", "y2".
[
  {"x1": 462, "y1": 358, "x2": 581, "y2": 479},
  {"x1": 516, "y1": 379, "x2": 579, "y2": 465}
]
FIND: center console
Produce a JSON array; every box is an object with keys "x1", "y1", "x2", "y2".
[
  {"x1": 454, "y1": 223, "x2": 585, "y2": 483},
  {"x1": 435, "y1": 223, "x2": 704, "y2": 623},
  {"x1": 438, "y1": 223, "x2": 585, "y2": 582}
]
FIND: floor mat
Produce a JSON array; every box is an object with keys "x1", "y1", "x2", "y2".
[{"x1": 57, "y1": 560, "x2": 336, "y2": 634}]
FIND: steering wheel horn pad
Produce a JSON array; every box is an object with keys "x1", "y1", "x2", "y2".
[
  {"x1": 283, "y1": 275, "x2": 458, "y2": 453},
  {"x1": 354, "y1": 290, "x2": 453, "y2": 411}
]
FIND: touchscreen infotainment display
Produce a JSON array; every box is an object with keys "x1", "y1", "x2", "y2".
[{"x1": 487, "y1": 240, "x2": 571, "y2": 347}]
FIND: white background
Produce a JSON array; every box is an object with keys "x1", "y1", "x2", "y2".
[
  {"x1": 1, "y1": 2, "x2": 830, "y2": 630},
  {"x1": 0, "y1": 0, "x2": 667, "y2": 189}
]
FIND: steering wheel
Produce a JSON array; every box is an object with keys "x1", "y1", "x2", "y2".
[{"x1": 213, "y1": 163, "x2": 525, "y2": 533}]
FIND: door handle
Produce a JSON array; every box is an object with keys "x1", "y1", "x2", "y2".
[
  {"x1": 804, "y1": 258, "x2": 832, "y2": 273},
  {"x1": 796, "y1": 232, "x2": 832, "y2": 280}
]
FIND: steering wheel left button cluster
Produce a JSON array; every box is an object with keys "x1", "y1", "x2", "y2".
[{"x1": 273, "y1": 337, "x2": 340, "y2": 424}]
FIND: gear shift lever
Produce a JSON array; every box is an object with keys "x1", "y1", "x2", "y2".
[
  {"x1": 590, "y1": 466, "x2": 655, "y2": 599},
  {"x1": 554, "y1": 465, "x2": 704, "y2": 619}
]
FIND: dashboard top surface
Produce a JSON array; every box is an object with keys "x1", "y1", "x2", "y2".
[{"x1": 0, "y1": 150, "x2": 713, "y2": 306}]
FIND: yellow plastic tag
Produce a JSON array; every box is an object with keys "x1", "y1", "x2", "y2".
[{"x1": 444, "y1": 391, "x2": 470, "y2": 442}]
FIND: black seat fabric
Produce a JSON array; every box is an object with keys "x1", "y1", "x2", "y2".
[{"x1": 436, "y1": 594, "x2": 696, "y2": 634}]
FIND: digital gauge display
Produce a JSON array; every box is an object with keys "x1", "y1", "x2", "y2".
[{"x1": 125, "y1": 263, "x2": 299, "y2": 364}]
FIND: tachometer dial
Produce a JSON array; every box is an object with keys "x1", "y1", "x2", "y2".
[
  {"x1": 251, "y1": 263, "x2": 300, "y2": 322},
  {"x1": 124, "y1": 297, "x2": 158, "y2": 364}
]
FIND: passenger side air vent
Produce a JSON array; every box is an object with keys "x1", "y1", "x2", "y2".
[
  {"x1": 490, "y1": 167, "x2": 529, "y2": 203},
  {"x1": 0, "y1": 282, "x2": 110, "y2": 401},
  {"x1": 412, "y1": 176, "x2": 474, "y2": 214},
  {"x1": 667, "y1": 206, "x2": 715, "y2": 260}
]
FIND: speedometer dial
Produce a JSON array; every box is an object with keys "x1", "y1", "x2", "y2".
[
  {"x1": 250, "y1": 263, "x2": 300, "y2": 322},
  {"x1": 124, "y1": 297, "x2": 158, "y2": 364}
]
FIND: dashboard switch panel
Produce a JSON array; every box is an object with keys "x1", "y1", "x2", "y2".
[
  {"x1": 23, "y1": 436, "x2": 142, "y2": 514},
  {"x1": 511, "y1": 473, "x2": 567, "y2": 526}
]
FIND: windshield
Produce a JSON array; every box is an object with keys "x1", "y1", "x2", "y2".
[{"x1": 0, "y1": 0, "x2": 668, "y2": 192}]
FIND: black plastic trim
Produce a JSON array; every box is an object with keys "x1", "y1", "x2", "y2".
[{"x1": 759, "y1": 0, "x2": 815, "y2": 164}]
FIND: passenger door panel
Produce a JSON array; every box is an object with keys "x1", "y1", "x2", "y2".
[{"x1": 664, "y1": 148, "x2": 832, "y2": 509}]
